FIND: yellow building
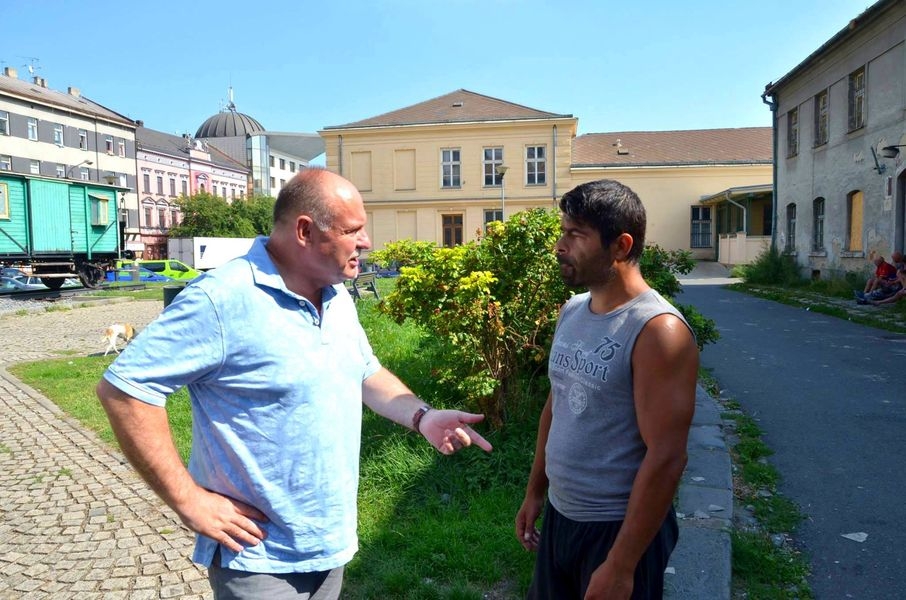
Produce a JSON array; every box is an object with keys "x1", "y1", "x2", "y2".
[{"x1": 319, "y1": 89, "x2": 773, "y2": 264}]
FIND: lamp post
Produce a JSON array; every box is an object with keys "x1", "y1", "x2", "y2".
[
  {"x1": 66, "y1": 159, "x2": 93, "y2": 179},
  {"x1": 496, "y1": 164, "x2": 509, "y2": 219}
]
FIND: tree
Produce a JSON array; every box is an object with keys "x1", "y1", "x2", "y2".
[{"x1": 168, "y1": 193, "x2": 275, "y2": 238}]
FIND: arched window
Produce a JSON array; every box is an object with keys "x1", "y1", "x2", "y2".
[
  {"x1": 812, "y1": 197, "x2": 825, "y2": 251},
  {"x1": 785, "y1": 203, "x2": 797, "y2": 252},
  {"x1": 847, "y1": 190, "x2": 863, "y2": 252}
]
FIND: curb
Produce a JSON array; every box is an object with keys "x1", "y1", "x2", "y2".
[{"x1": 665, "y1": 385, "x2": 733, "y2": 599}]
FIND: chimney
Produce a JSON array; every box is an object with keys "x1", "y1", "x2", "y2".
[
  {"x1": 33, "y1": 76, "x2": 47, "y2": 88},
  {"x1": 68, "y1": 86, "x2": 81, "y2": 98},
  {"x1": 3, "y1": 67, "x2": 17, "y2": 79}
]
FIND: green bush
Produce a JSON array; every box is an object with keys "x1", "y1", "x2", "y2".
[
  {"x1": 371, "y1": 209, "x2": 719, "y2": 425},
  {"x1": 741, "y1": 247, "x2": 803, "y2": 286}
]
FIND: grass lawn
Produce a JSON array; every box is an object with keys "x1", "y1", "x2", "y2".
[{"x1": 9, "y1": 284, "x2": 539, "y2": 599}]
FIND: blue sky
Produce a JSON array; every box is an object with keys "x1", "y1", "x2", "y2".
[{"x1": 1, "y1": 0, "x2": 874, "y2": 146}]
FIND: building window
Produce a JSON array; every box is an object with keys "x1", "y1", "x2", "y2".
[
  {"x1": 787, "y1": 108, "x2": 799, "y2": 157},
  {"x1": 79, "y1": 129, "x2": 88, "y2": 150},
  {"x1": 0, "y1": 155, "x2": 11, "y2": 170},
  {"x1": 53, "y1": 123, "x2": 64, "y2": 146},
  {"x1": 441, "y1": 149, "x2": 461, "y2": 188},
  {"x1": 158, "y1": 207, "x2": 166, "y2": 229},
  {"x1": 484, "y1": 209, "x2": 503, "y2": 231},
  {"x1": 231, "y1": 187, "x2": 236, "y2": 199},
  {"x1": 526, "y1": 146, "x2": 546, "y2": 185},
  {"x1": 90, "y1": 195, "x2": 109, "y2": 226},
  {"x1": 212, "y1": 185, "x2": 218, "y2": 197},
  {"x1": 144, "y1": 205, "x2": 153, "y2": 227},
  {"x1": 143, "y1": 173, "x2": 150, "y2": 193},
  {"x1": 0, "y1": 111, "x2": 8, "y2": 135},
  {"x1": 269, "y1": 155, "x2": 275, "y2": 167},
  {"x1": 0, "y1": 182, "x2": 8, "y2": 219},
  {"x1": 690, "y1": 206, "x2": 712, "y2": 248},
  {"x1": 848, "y1": 66, "x2": 865, "y2": 131},
  {"x1": 290, "y1": 161, "x2": 296, "y2": 172},
  {"x1": 280, "y1": 179, "x2": 286, "y2": 188},
  {"x1": 118, "y1": 139, "x2": 126, "y2": 157},
  {"x1": 442, "y1": 214, "x2": 463, "y2": 247},
  {"x1": 29, "y1": 160, "x2": 40, "y2": 174},
  {"x1": 279, "y1": 158, "x2": 286, "y2": 170},
  {"x1": 812, "y1": 197, "x2": 824, "y2": 251},
  {"x1": 785, "y1": 203, "x2": 797, "y2": 252},
  {"x1": 105, "y1": 136, "x2": 114, "y2": 154},
  {"x1": 814, "y1": 90, "x2": 828, "y2": 147},
  {"x1": 27, "y1": 118, "x2": 38, "y2": 141},
  {"x1": 169, "y1": 178, "x2": 176, "y2": 196},
  {"x1": 847, "y1": 190, "x2": 864, "y2": 251},
  {"x1": 80, "y1": 167, "x2": 90, "y2": 181},
  {"x1": 483, "y1": 147, "x2": 504, "y2": 186},
  {"x1": 181, "y1": 180, "x2": 188, "y2": 196},
  {"x1": 171, "y1": 208, "x2": 179, "y2": 226},
  {"x1": 270, "y1": 176, "x2": 275, "y2": 189},
  {"x1": 156, "y1": 176, "x2": 163, "y2": 195},
  {"x1": 56, "y1": 163, "x2": 66, "y2": 178}
]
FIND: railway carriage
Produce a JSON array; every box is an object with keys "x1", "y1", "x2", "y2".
[{"x1": 0, "y1": 172, "x2": 125, "y2": 288}]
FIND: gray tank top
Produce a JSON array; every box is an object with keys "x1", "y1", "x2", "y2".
[{"x1": 545, "y1": 288, "x2": 691, "y2": 521}]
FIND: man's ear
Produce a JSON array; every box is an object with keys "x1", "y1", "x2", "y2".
[
  {"x1": 612, "y1": 232, "x2": 635, "y2": 260},
  {"x1": 296, "y1": 215, "x2": 315, "y2": 245}
]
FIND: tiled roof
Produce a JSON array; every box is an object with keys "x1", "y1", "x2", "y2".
[
  {"x1": 136, "y1": 126, "x2": 248, "y2": 171},
  {"x1": 323, "y1": 89, "x2": 572, "y2": 130},
  {"x1": 572, "y1": 127, "x2": 773, "y2": 167},
  {"x1": 0, "y1": 72, "x2": 135, "y2": 127}
]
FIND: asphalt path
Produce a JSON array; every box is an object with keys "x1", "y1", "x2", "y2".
[{"x1": 678, "y1": 282, "x2": 906, "y2": 600}]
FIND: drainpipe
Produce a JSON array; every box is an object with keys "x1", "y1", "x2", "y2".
[
  {"x1": 338, "y1": 135, "x2": 344, "y2": 176},
  {"x1": 552, "y1": 125, "x2": 558, "y2": 206},
  {"x1": 761, "y1": 89, "x2": 779, "y2": 252},
  {"x1": 726, "y1": 191, "x2": 748, "y2": 233}
]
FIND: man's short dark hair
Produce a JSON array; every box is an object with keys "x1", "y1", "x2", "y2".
[
  {"x1": 559, "y1": 179, "x2": 647, "y2": 262},
  {"x1": 272, "y1": 167, "x2": 333, "y2": 231}
]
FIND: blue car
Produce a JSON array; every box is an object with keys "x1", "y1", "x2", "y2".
[{"x1": 105, "y1": 267, "x2": 174, "y2": 283}]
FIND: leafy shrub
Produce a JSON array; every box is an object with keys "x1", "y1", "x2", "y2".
[
  {"x1": 741, "y1": 247, "x2": 802, "y2": 286},
  {"x1": 371, "y1": 209, "x2": 718, "y2": 425}
]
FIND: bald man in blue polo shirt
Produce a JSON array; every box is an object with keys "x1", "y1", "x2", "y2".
[{"x1": 97, "y1": 168, "x2": 492, "y2": 600}]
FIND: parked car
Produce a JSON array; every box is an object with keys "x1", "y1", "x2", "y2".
[
  {"x1": 1, "y1": 276, "x2": 46, "y2": 291},
  {"x1": 105, "y1": 267, "x2": 174, "y2": 283},
  {"x1": 114, "y1": 259, "x2": 201, "y2": 281},
  {"x1": 1, "y1": 267, "x2": 29, "y2": 279}
]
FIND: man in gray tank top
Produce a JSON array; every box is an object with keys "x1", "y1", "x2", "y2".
[{"x1": 515, "y1": 179, "x2": 699, "y2": 599}]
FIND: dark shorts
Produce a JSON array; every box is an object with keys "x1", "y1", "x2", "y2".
[
  {"x1": 207, "y1": 548, "x2": 344, "y2": 600},
  {"x1": 527, "y1": 502, "x2": 678, "y2": 600}
]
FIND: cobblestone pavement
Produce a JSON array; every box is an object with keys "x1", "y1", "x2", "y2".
[{"x1": 0, "y1": 298, "x2": 213, "y2": 599}]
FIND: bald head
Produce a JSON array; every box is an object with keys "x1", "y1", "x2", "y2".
[{"x1": 272, "y1": 168, "x2": 356, "y2": 232}]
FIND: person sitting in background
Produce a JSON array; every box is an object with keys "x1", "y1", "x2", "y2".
[
  {"x1": 892, "y1": 251, "x2": 906, "y2": 271},
  {"x1": 856, "y1": 253, "x2": 899, "y2": 303},
  {"x1": 871, "y1": 267, "x2": 906, "y2": 306}
]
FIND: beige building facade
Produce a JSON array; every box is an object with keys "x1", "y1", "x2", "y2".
[{"x1": 320, "y1": 90, "x2": 773, "y2": 265}]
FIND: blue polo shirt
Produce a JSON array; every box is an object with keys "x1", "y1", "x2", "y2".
[{"x1": 103, "y1": 237, "x2": 381, "y2": 573}]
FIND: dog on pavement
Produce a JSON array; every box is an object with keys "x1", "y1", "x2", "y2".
[{"x1": 102, "y1": 323, "x2": 135, "y2": 356}]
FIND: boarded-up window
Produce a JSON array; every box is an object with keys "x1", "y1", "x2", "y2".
[
  {"x1": 350, "y1": 151, "x2": 372, "y2": 192},
  {"x1": 394, "y1": 150, "x2": 416, "y2": 190},
  {"x1": 847, "y1": 190, "x2": 863, "y2": 251}
]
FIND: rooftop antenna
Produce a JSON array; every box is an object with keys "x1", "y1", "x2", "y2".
[
  {"x1": 19, "y1": 56, "x2": 40, "y2": 75},
  {"x1": 227, "y1": 85, "x2": 236, "y2": 111}
]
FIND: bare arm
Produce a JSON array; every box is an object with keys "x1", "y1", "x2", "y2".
[
  {"x1": 362, "y1": 367, "x2": 492, "y2": 454},
  {"x1": 96, "y1": 378, "x2": 268, "y2": 552},
  {"x1": 585, "y1": 313, "x2": 698, "y2": 600},
  {"x1": 515, "y1": 392, "x2": 552, "y2": 551}
]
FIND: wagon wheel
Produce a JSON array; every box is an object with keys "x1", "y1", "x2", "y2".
[
  {"x1": 40, "y1": 277, "x2": 65, "y2": 290},
  {"x1": 78, "y1": 264, "x2": 105, "y2": 289}
]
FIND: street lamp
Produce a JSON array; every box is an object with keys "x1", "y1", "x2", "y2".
[
  {"x1": 66, "y1": 159, "x2": 93, "y2": 179},
  {"x1": 496, "y1": 164, "x2": 509, "y2": 219}
]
